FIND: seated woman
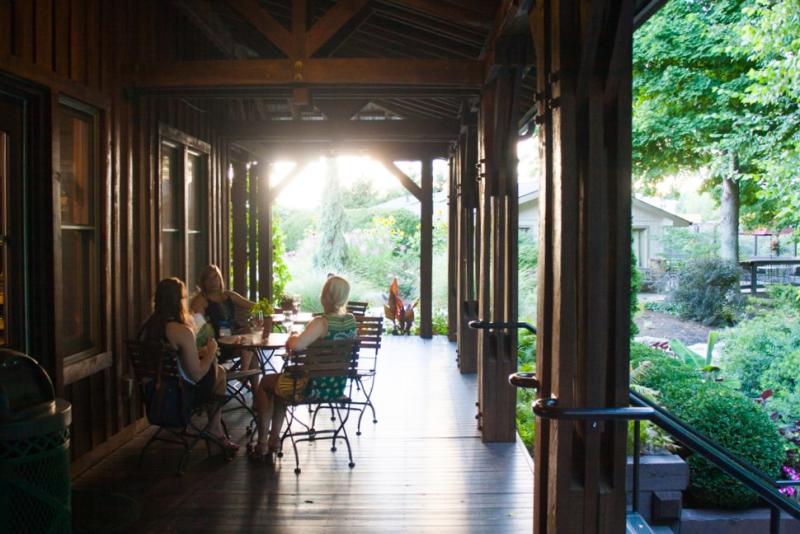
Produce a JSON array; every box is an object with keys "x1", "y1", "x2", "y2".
[
  {"x1": 140, "y1": 277, "x2": 238, "y2": 454},
  {"x1": 191, "y1": 264, "x2": 260, "y2": 387},
  {"x1": 249, "y1": 275, "x2": 357, "y2": 460}
]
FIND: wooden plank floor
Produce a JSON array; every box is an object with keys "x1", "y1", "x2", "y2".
[{"x1": 73, "y1": 336, "x2": 534, "y2": 533}]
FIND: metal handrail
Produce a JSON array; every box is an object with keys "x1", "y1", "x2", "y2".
[
  {"x1": 468, "y1": 320, "x2": 537, "y2": 334},
  {"x1": 527, "y1": 388, "x2": 800, "y2": 532},
  {"x1": 493, "y1": 320, "x2": 800, "y2": 531}
]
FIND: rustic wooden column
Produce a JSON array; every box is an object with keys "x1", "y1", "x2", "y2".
[
  {"x1": 420, "y1": 156, "x2": 433, "y2": 339},
  {"x1": 447, "y1": 151, "x2": 458, "y2": 342},
  {"x1": 231, "y1": 159, "x2": 248, "y2": 295},
  {"x1": 257, "y1": 164, "x2": 273, "y2": 302},
  {"x1": 457, "y1": 107, "x2": 479, "y2": 374},
  {"x1": 247, "y1": 162, "x2": 259, "y2": 301},
  {"x1": 532, "y1": 1, "x2": 633, "y2": 532},
  {"x1": 476, "y1": 66, "x2": 521, "y2": 443}
]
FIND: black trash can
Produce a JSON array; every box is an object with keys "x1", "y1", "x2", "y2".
[{"x1": 0, "y1": 349, "x2": 72, "y2": 534}]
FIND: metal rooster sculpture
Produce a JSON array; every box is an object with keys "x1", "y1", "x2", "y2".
[{"x1": 383, "y1": 277, "x2": 418, "y2": 335}]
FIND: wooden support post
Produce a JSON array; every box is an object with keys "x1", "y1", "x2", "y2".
[
  {"x1": 531, "y1": 1, "x2": 634, "y2": 532},
  {"x1": 258, "y1": 165, "x2": 273, "y2": 302},
  {"x1": 231, "y1": 159, "x2": 247, "y2": 295},
  {"x1": 247, "y1": 163, "x2": 259, "y2": 301},
  {"x1": 447, "y1": 152, "x2": 458, "y2": 342},
  {"x1": 476, "y1": 66, "x2": 521, "y2": 443},
  {"x1": 420, "y1": 157, "x2": 433, "y2": 339},
  {"x1": 457, "y1": 109, "x2": 479, "y2": 374}
]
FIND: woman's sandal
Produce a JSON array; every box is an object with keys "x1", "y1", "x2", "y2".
[{"x1": 247, "y1": 442, "x2": 279, "y2": 463}]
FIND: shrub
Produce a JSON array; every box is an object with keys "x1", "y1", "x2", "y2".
[
  {"x1": 675, "y1": 384, "x2": 785, "y2": 509},
  {"x1": 670, "y1": 258, "x2": 745, "y2": 326},
  {"x1": 722, "y1": 312, "x2": 800, "y2": 397},
  {"x1": 767, "y1": 284, "x2": 800, "y2": 312},
  {"x1": 760, "y1": 349, "x2": 800, "y2": 420},
  {"x1": 632, "y1": 342, "x2": 785, "y2": 509}
]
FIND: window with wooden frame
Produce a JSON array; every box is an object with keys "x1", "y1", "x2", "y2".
[
  {"x1": 159, "y1": 125, "x2": 209, "y2": 292},
  {"x1": 57, "y1": 97, "x2": 103, "y2": 362}
]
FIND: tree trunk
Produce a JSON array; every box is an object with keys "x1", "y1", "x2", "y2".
[{"x1": 720, "y1": 159, "x2": 740, "y2": 263}]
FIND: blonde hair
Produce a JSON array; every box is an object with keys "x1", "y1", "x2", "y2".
[
  {"x1": 197, "y1": 264, "x2": 224, "y2": 295},
  {"x1": 320, "y1": 276, "x2": 350, "y2": 314}
]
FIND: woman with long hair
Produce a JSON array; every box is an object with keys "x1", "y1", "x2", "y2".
[
  {"x1": 249, "y1": 275, "x2": 357, "y2": 461},
  {"x1": 191, "y1": 264, "x2": 260, "y2": 390},
  {"x1": 141, "y1": 277, "x2": 238, "y2": 454}
]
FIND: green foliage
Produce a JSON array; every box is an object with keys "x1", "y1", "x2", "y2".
[
  {"x1": 767, "y1": 284, "x2": 800, "y2": 312},
  {"x1": 643, "y1": 300, "x2": 681, "y2": 316},
  {"x1": 347, "y1": 210, "x2": 421, "y2": 298},
  {"x1": 737, "y1": 1, "x2": 800, "y2": 232},
  {"x1": 760, "y1": 349, "x2": 800, "y2": 421},
  {"x1": 679, "y1": 384, "x2": 785, "y2": 509},
  {"x1": 249, "y1": 298, "x2": 274, "y2": 317},
  {"x1": 313, "y1": 159, "x2": 350, "y2": 272},
  {"x1": 670, "y1": 258, "x2": 745, "y2": 326},
  {"x1": 275, "y1": 207, "x2": 316, "y2": 252},
  {"x1": 632, "y1": 342, "x2": 785, "y2": 509},
  {"x1": 634, "y1": 0, "x2": 756, "y2": 180},
  {"x1": 631, "y1": 250, "x2": 642, "y2": 337},
  {"x1": 271, "y1": 212, "x2": 291, "y2": 306},
  {"x1": 516, "y1": 329, "x2": 537, "y2": 454},
  {"x1": 722, "y1": 311, "x2": 800, "y2": 397},
  {"x1": 518, "y1": 230, "x2": 538, "y2": 321},
  {"x1": 658, "y1": 227, "x2": 719, "y2": 267}
]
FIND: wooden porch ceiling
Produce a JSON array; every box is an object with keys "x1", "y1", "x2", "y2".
[{"x1": 139, "y1": 0, "x2": 663, "y2": 155}]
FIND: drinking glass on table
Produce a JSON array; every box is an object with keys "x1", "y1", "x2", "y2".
[{"x1": 249, "y1": 310, "x2": 264, "y2": 333}]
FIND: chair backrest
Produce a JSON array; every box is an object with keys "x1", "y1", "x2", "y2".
[
  {"x1": 346, "y1": 301, "x2": 369, "y2": 316},
  {"x1": 284, "y1": 338, "x2": 359, "y2": 379},
  {"x1": 127, "y1": 340, "x2": 182, "y2": 383},
  {"x1": 355, "y1": 316, "x2": 383, "y2": 356}
]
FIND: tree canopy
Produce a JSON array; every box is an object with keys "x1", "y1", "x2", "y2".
[{"x1": 633, "y1": 0, "x2": 800, "y2": 233}]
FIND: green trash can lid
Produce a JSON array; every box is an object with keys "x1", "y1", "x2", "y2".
[{"x1": 0, "y1": 348, "x2": 56, "y2": 422}]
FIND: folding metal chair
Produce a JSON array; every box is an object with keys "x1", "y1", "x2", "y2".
[
  {"x1": 345, "y1": 301, "x2": 369, "y2": 316},
  {"x1": 277, "y1": 338, "x2": 359, "y2": 475},
  {"x1": 127, "y1": 340, "x2": 259, "y2": 474}
]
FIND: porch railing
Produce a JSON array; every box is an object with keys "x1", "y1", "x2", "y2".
[{"x1": 468, "y1": 320, "x2": 800, "y2": 534}]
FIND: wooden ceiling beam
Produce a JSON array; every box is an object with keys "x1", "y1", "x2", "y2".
[
  {"x1": 132, "y1": 58, "x2": 484, "y2": 88},
  {"x1": 173, "y1": 0, "x2": 257, "y2": 59},
  {"x1": 387, "y1": 0, "x2": 492, "y2": 29},
  {"x1": 314, "y1": 99, "x2": 370, "y2": 121},
  {"x1": 227, "y1": 0, "x2": 294, "y2": 57},
  {"x1": 377, "y1": 157, "x2": 423, "y2": 200},
  {"x1": 220, "y1": 118, "x2": 460, "y2": 142},
  {"x1": 247, "y1": 141, "x2": 450, "y2": 160},
  {"x1": 306, "y1": 0, "x2": 372, "y2": 56}
]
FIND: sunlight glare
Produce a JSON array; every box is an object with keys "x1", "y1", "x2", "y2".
[{"x1": 272, "y1": 155, "x2": 410, "y2": 210}]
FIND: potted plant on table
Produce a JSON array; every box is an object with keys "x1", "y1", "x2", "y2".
[{"x1": 249, "y1": 298, "x2": 275, "y2": 334}]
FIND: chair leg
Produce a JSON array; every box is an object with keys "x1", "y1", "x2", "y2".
[
  {"x1": 138, "y1": 426, "x2": 165, "y2": 466},
  {"x1": 333, "y1": 402, "x2": 355, "y2": 468}
]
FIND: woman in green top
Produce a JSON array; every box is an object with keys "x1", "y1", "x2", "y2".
[{"x1": 249, "y1": 275, "x2": 356, "y2": 460}]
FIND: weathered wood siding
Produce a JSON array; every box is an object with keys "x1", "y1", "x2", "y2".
[{"x1": 0, "y1": 0, "x2": 230, "y2": 472}]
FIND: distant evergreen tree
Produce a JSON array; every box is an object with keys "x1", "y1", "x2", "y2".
[{"x1": 314, "y1": 157, "x2": 349, "y2": 271}]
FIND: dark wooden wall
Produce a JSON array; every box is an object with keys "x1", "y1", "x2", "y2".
[{"x1": 0, "y1": 0, "x2": 230, "y2": 473}]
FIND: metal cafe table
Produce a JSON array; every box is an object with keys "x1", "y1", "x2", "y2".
[{"x1": 218, "y1": 332, "x2": 290, "y2": 374}]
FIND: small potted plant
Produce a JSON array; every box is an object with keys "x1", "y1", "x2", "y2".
[{"x1": 249, "y1": 298, "x2": 274, "y2": 334}]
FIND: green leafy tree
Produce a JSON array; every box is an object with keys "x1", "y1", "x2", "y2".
[
  {"x1": 738, "y1": 0, "x2": 800, "y2": 235},
  {"x1": 313, "y1": 157, "x2": 349, "y2": 272},
  {"x1": 634, "y1": 0, "x2": 759, "y2": 262}
]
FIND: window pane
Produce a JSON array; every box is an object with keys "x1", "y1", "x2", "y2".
[
  {"x1": 161, "y1": 143, "x2": 180, "y2": 230},
  {"x1": 59, "y1": 111, "x2": 92, "y2": 226},
  {"x1": 61, "y1": 229, "x2": 97, "y2": 356},
  {"x1": 162, "y1": 231, "x2": 181, "y2": 280},
  {"x1": 187, "y1": 232, "x2": 207, "y2": 292},
  {"x1": 187, "y1": 152, "x2": 204, "y2": 231}
]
